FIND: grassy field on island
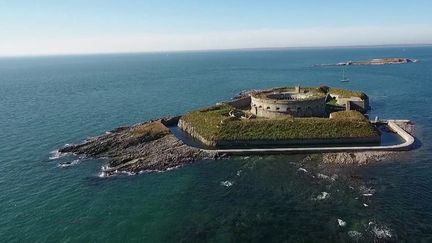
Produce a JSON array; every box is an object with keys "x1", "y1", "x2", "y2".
[{"x1": 181, "y1": 105, "x2": 378, "y2": 142}]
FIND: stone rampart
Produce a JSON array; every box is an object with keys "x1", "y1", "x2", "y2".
[
  {"x1": 178, "y1": 118, "x2": 216, "y2": 147},
  {"x1": 178, "y1": 116, "x2": 380, "y2": 148},
  {"x1": 251, "y1": 95, "x2": 327, "y2": 117},
  {"x1": 215, "y1": 136, "x2": 380, "y2": 148}
]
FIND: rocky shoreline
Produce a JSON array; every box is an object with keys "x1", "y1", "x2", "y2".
[
  {"x1": 322, "y1": 151, "x2": 397, "y2": 165},
  {"x1": 299, "y1": 151, "x2": 399, "y2": 166},
  {"x1": 58, "y1": 118, "x2": 218, "y2": 176},
  {"x1": 55, "y1": 116, "x2": 415, "y2": 176}
]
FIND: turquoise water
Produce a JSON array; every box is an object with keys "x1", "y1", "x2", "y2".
[{"x1": 1, "y1": 47, "x2": 432, "y2": 242}]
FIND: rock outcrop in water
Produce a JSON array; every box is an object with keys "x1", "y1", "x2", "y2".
[
  {"x1": 300, "y1": 151, "x2": 397, "y2": 165},
  {"x1": 317, "y1": 57, "x2": 418, "y2": 66},
  {"x1": 59, "y1": 117, "x2": 216, "y2": 176},
  {"x1": 321, "y1": 151, "x2": 396, "y2": 165}
]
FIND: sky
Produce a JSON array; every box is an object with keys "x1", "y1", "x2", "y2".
[{"x1": 1, "y1": 0, "x2": 432, "y2": 56}]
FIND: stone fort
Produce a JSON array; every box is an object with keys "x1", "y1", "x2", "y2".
[{"x1": 250, "y1": 86, "x2": 327, "y2": 118}]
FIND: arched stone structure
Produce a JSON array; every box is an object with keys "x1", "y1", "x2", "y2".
[{"x1": 250, "y1": 88, "x2": 327, "y2": 118}]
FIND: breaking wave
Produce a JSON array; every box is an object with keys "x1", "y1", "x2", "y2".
[
  {"x1": 220, "y1": 180, "x2": 234, "y2": 187},
  {"x1": 57, "y1": 159, "x2": 80, "y2": 168},
  {"x1": 314, "y1": 192, "x2": 330, "y2": 201},
  {"x1": 297, "y1": 167, "x2": 308, "y2": 173},
  {"x1": 369, "y1": 222, "x2": 393, "y2": 239},
  {"x1": 359, "y1": 185, "x2": 376, "y2": 195},
  {"x1": 316, "y1": 173, "x2": 338, "y2": 181},
  {"x1": 337, "y1": 219, "x2": 346, "y2": 227},
  {"x1": 49, "y1": 150, "x2": 67, "y2": 160},
  {"x1": 98, "y1": 164, "x2": 183, "y2": 178}
]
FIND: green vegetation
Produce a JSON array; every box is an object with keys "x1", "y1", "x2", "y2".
[
  {"x1": 181, "y1": 104, "x2": 232, "y2": 140},
  {"x1": 181, "y1": 105, "x2": 378, "y2": 142},
  {"x1": 326, "y1": 96, "x2": 338, "y2": 106},
  {"x1": 330, "y1": 110, "x2": 368, "y2": 121},
  {"x1": 218, "y1": 118, "x2": 377, "y2": 140},
  {"x1": 328, "y1": 88, "x2": 367, "y2": 99},
  {"x1": 131, "y1": 121, "x2": 169, "y2": 138}
]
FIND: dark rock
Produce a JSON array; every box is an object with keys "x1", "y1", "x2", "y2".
[{"x1": 59, "y1": 118, "x2": 214, "y2": 176}]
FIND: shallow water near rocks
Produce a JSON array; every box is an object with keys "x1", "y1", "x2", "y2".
[{"x1": 1, "y1": 47, "x2": 432, "y2": 242}]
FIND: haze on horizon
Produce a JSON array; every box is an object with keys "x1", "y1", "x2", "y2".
[{"x1": 1, "y1": 0, "x2": 432, "y2": 57}]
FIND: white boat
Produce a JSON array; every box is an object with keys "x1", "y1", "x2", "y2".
[{"x1": 340, "y1": 69, "x2": 350, "y2": 82}]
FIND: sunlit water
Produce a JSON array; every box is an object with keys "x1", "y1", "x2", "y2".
[{"x1": 1, "y1": 47, "x2": 432, "y2": 242}]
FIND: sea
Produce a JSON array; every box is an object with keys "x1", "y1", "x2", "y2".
[{"x1": 1, "y1": 46, "x2": 432, "y2": 242}]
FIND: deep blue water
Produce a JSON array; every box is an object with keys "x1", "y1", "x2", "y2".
[{"x1": 1, "y1": 47, "x2": 432, "y2": 242}]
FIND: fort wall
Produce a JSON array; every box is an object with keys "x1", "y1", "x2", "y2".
[{"x1": 250, "y1": 95, "x2": 327, "y2": 117}]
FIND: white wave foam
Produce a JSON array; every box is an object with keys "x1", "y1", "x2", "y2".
[
  {"x1": 165, "y1": 165, "x2": 181, "y2": 171},
  {"x1": 119, "y1": 171, "x2": 136, "y2": 176},
  {"x1": 220, "y1": 180, "x2": 234, "y2": 187},
  {"x1": 348, "y1": 230, "x2": 362, "y2": 238},
  {"x1": 297, "y1": 168, "x2": 308, "y2": 173},
  {"x1": 98, "y1": 171, "x2": 107, "y2": 178},
  {"x1": 139, "y1": 165, "x2": 183, "y2": 174},
  {"x1": 317, "y1": 173, "x2": 337, "y2": 181},
  {"x1": 57, "y1": 159, "x2": 80, "y2": 168},
  {"x1": 338, "y1": 219, "x2": 347, "y2": 227},
  {"x1": 99, "y1": 164, "x2": 183, "y2": 178},
  {"x1": 49, "y1": 150, "x2": 67, "y2": 160},
  {"x1": 359, "y1": 185, "x2": 376, "y2": 195},
  {"x1": 236, "y1": 170, "x2": 242, "y2": 176},
  {"x1": 98, "y1": 169, "x2": 135, "y2": 177},
  {"x1": 371, "y1": 224, "x2": 392, "y2": 239},
  {"x1": 317, "y1": 173, "x2": 330, "y2": 179},
  {"x1": 136, "y1": 170, "x2": 150, "y2": 174},
  {"x1": 314, "y1": 192, "x2": 330, "y2": 200}
]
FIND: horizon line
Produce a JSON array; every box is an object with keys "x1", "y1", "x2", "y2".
[{"x1": 1, "y1": 43, "x2": 431, "y2": 59}]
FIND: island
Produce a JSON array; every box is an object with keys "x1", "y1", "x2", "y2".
[
  {"x1": 317, "y1": 57, "x2": 418, "y2": 66},
  {"x1": 179, "y1": 86, "x2": 377, "y2": 147},
  {"x1": 57, "y1": 86, "x2": 415, "y2": 176}
]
